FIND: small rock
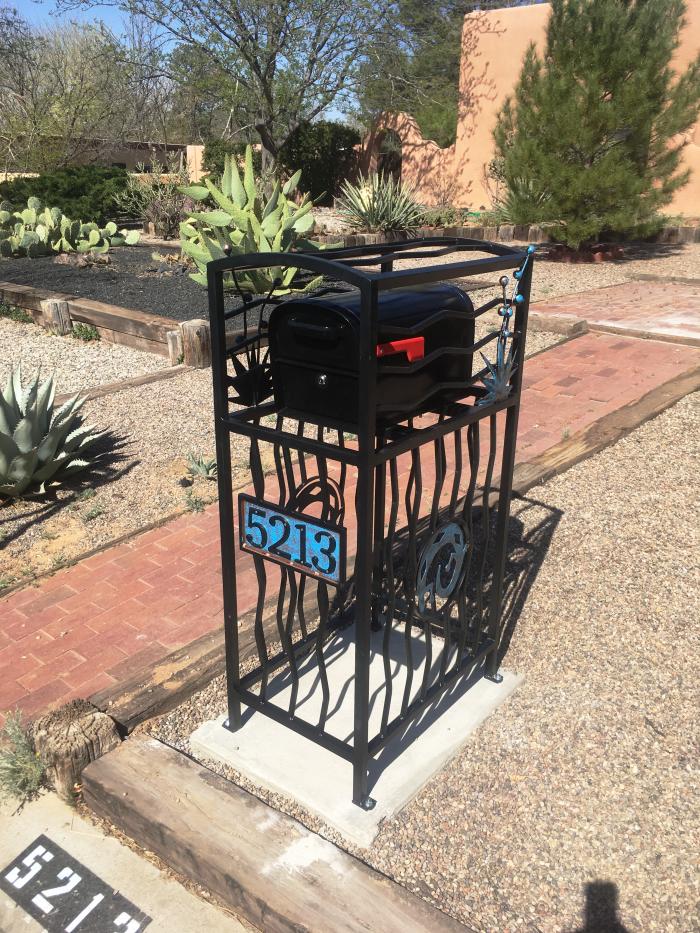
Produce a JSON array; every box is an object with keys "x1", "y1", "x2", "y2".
[{"x1": 53, "y1": 253, "x2": 88, "y2": 268}]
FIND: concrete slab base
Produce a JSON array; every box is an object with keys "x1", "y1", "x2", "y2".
[{"x1": 191, "y1": 625, "x2": 522, "y2": 847}]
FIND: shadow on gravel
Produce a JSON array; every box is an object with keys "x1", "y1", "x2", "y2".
[
  {"x1": 539, "y1": 240, "x2": 687, "y2": 266},
  {"x1": 0, "y1": 430, "x2": 133, "y2": 549},
  {"x1": 496, "y1": 491, "x2": 563, "y2": 666},
  {"x1": 567, "y1": 880, "x2": 629, "y2": 933}
]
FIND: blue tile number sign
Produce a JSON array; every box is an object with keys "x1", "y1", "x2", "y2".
[
  {"x1": 0, "y1": 835, "x2": 151, "y2": 932},
  {"x1": 239, "y1": 494, "x2": 345, "y2": 585}
]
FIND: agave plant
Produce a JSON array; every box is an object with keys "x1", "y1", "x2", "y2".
[
  {"x1": 179, "y1": 145, "x2": 323, "y2": 295},
  {"x1": 336, "y1": 172, "x2": 425, "y2": 233},
  {"x1": 478, "y1": 339, "x2": 516, "y2": 407},
  {"x1": 0, "y1": 196, "x2": 139, "y2": 259},
  {"x1": 0, "y1": 365, "x2": 105, "y2": 497},
  {"x1": 186, "y1": 451, "x2": 217, "y2": 480}
]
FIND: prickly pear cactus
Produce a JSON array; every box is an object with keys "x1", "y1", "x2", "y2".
[{"x1": 0, "y1": 197, "x2": 139, "y2": 258}]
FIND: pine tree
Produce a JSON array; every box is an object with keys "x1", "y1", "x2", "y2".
[{"x1": 493, "y1": 0, "x2": 700, "y2": 248}]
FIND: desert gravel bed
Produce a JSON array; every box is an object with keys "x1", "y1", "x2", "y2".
[
  {"x1": 151, "y1": 391, "x2": 700, "y2": 932},
  {"x1": 0, "y1": 246, "x2": 206, "y2": 321},
  {"x1": 0, "y1": 242, "x2": 697, "y2": 319},
  {"x1": 0, "y1": 316, "x2": 166, "y2": 394},
  {"x1": 0, "y1": 370, "x2": 242, "y2": 585},
  {"x1": 394, "y1": 242, "x2": 700, "y2": 304}
]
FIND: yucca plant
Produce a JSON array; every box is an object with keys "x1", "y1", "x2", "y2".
[
  {"x1": 179, "y1": 145, "x2": 323, "y2": 295},
  {"x1": 0, "y1": 365, "x2": 105, "y2": 498},
  {"x1": 494, "y1": 177, "x2": 552, "y2": 226},
  {"x1": 337, "y1": 172, "x2": 425, "y2": 234}
]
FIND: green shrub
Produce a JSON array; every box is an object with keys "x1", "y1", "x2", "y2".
[
  {"x1": 493, "y1": 178, "x2": 553, "y2": 226},
  {"x1": 179, "y1": 145, "x2": 324, "y2": 295},
  {"x1": 278, "y1": 120, "x2": 360, "y2": 205},
  {"x1": 0, "y1": 166, "x2": 132, "y2": 226},
  {"x1": 186, "y1": 451, "x2": 217, "y2": 479},
  {"x1": 337, "y1": 172, "x2": 425, "y2": 233},
  {"x1": 185, "y1": 490, "x2": 206, "y2": 512},
  {"x1": 0, "y1": 712, "x2": 46, "y2": 803},
  {"x1": 0, "y1": 365, "x2": 106, "y2": 498},
  {"x1": 71, "y1": 323, "x2": 100, "y2": 341},
  {"x1": 493, "y1": 0, "x2": 700, "y2": 247},
  {"x1": 421, "y1": 206, "x2": 471, "y2": 227},
  {"x1": 203, "y1": 139, "x2": 262, "y2": 178},
  {"x1": 0, "y1": 196, "x2": 139, "y2": 258},
  {"x1": 0, "y1": 301, "x2": 33, "y2": 324}
]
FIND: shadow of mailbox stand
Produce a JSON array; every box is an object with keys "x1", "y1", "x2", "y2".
[{"x1": 207, "y1": 237, "x2": 534, "y2": 809}]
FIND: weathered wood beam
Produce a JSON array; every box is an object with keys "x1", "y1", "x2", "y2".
[{"x1": 82, "y1": 735, "x2": 469, "y2": 933}]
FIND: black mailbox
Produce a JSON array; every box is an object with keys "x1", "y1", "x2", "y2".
[{"x1": 268, "y1": 283, "x2": 475, "y2": 426}]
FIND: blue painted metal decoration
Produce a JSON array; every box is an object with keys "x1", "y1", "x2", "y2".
[
  {"x1": 478, "y1": 245, "x2": 534, "y2": 407},
  {"x1": 478, "y1": 339, "x2": 517, "y2": 407},
  {"x1": 239, "y1": 494, "x2": 346, "y2": 585}
]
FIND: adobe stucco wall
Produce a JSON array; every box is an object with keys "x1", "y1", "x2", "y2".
[{"x1": 366, "y1": 1, "x2": 700, "y2": 216}]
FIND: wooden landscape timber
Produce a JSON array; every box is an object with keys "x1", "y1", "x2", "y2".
[
  {"x1": 527, "y1": 310, "x2": 587, "y2": 336},
  {"x1": 40, "y1": 298, "x2": 72, "y2": 335},
  {"x1": 82, "y1": 735, "x2": 470, "y2": 933},
  {"x1": 510, "y1": 363, "x2": 700, "y2": 495},
  {"x1": 0, "y1": 280, "x2": 181, "y2": 360},
  {"x1": 53, "y1": 363, "x2": 193, "y2": 406},
  {"x1": 0, "y1": 277, "x2": 265, "y2": 368},
  {"x1": 32, "y1": 699, "x2": 121, "y2": 802},
  {"x1": 90, "y1": 602, "x2": 273, "y2": 735},
  {"x1": 181, "y1": 317, "x2": 212, "y2": 367}
]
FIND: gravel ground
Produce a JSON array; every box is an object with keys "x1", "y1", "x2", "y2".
[
  {"x1": 0, "y1": 241, "x2": 697, "y2": 320},
  {"x1": 0, "y1": 369, "x2": 249, "y2": 586},
  {"x1": 150, "y1": 391, "x2": 700, "y2": 933},
  {"x1": 392, "y1": 242, "x2": 700, "y2": 305},
  {"x1": 0, "y1": 245, "x2": 206, "y2": 321},
  {"x1": 530, "y1": 241, "x2": 700, "y2": 303},
  {"x1": 0, "y1": 316, "x2": 166, "y2": 394}
]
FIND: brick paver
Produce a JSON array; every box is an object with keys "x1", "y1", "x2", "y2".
[
  {"x1": 532, "y1": 281, "x2": 700, "y2": 346},
  {"x1": 1, "y1": 331, "x2": 699, "y2": 724}
]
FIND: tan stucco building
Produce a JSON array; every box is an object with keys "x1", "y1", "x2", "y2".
[{"x1": 363, "y1": 1, "x2": 700, "y2": 216}]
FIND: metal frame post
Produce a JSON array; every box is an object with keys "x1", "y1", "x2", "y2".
[
  {"x1": 352, "y1": 279, "x2": 379, "y2": 809},
  {"x1": 485, "y1": 253, "x2": 534, "y2": 680},
  {"x1": 207, "y1": 266, "x2": 242, "y2": 730}
]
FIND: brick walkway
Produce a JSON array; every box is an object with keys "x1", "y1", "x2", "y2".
[
  {"x1": 1, "y1": 330, "x2": 699, "y2": 724},
  {"x1": 532, "y1": 280, "x2": 700, "y2": 347}
]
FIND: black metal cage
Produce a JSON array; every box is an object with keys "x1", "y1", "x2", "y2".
[{"x1": 207, "y1": 237, "x2": 534, "y2": 809}]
